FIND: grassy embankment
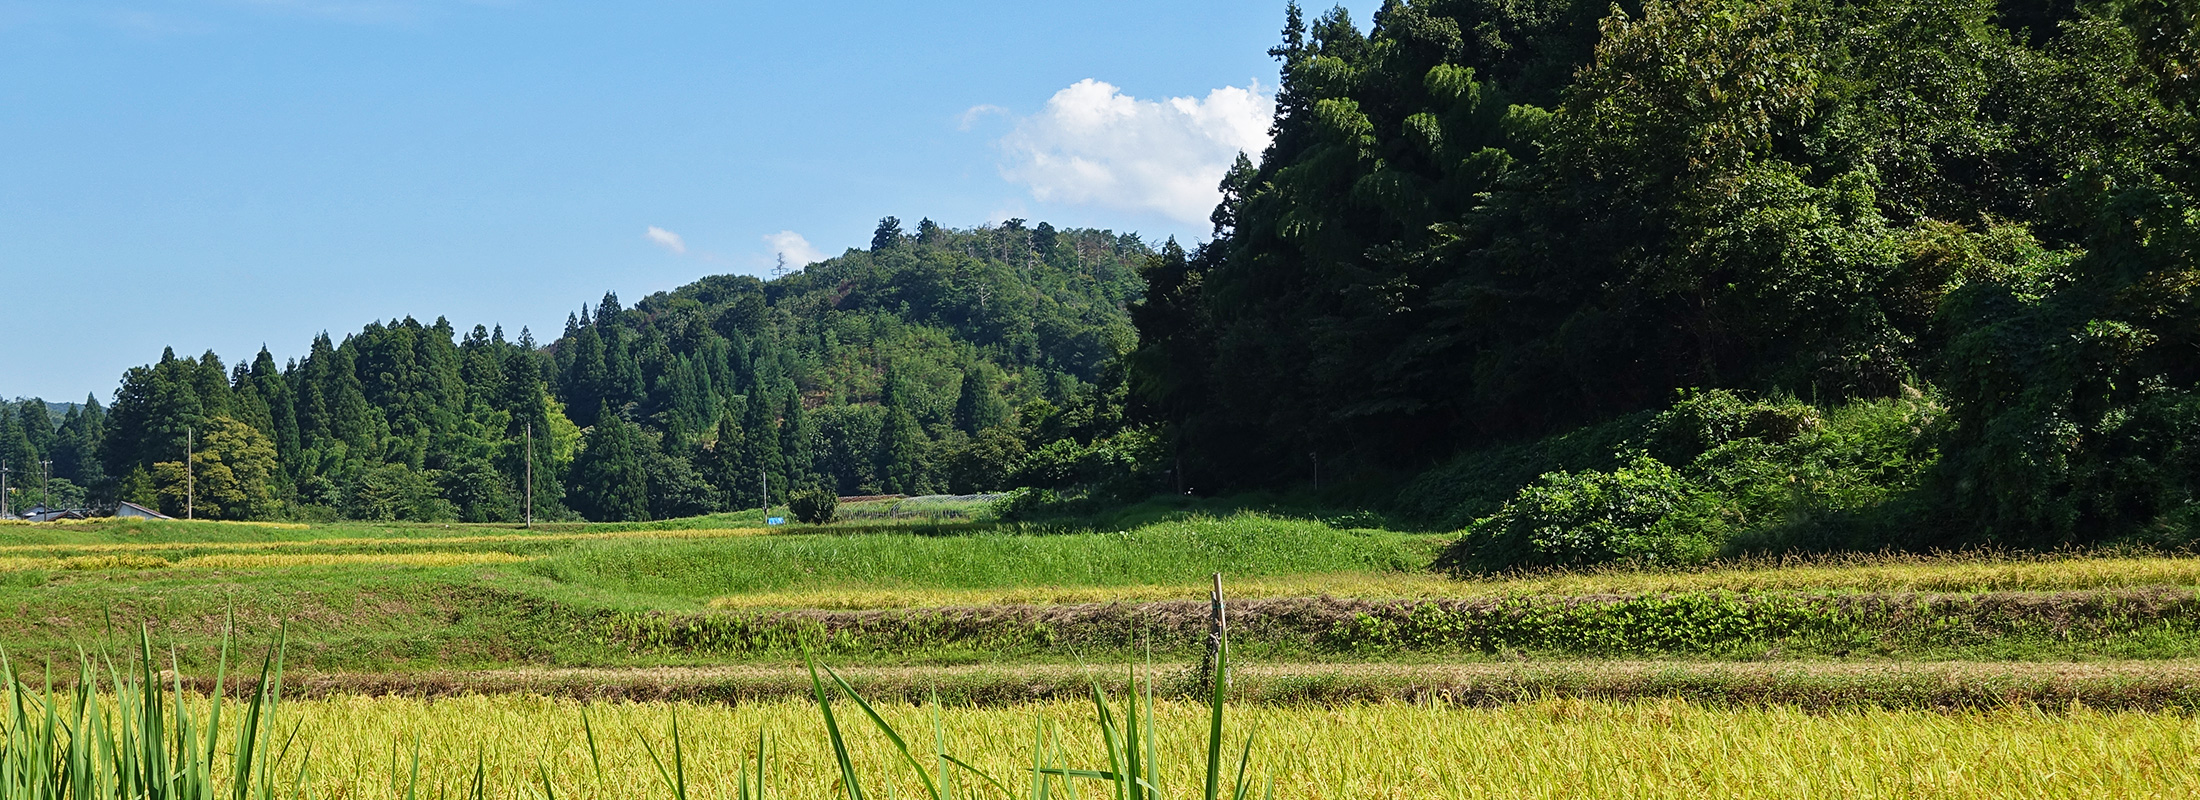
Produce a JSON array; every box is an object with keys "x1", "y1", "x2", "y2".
[{"x1": 9, "y1": 509, "x2": 2200, "y2": 707}]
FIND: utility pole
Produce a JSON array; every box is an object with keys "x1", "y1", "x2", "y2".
[
  {"x1": 1, "y1": 462, "x2": 10, "y2": 519},
  {"x1": 40, "y1": 460, "x2": 51, "y2": 514},
  {"x1": 761, "y1": 466, "x2": 768, "y2": 517},
  {"x1": 524, "y1": 422, "x2": 534, "y2": 529},
  {"x1": 185, "y1": 428, "x2": 194, "y2": 521}
]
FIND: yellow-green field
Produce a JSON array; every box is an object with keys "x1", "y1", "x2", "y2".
[
  {"x1": 8, "y1": 512, "x2": 2200, "y2": 796},
  {"x1": 710, "y1": 553, "x2": 2200, "y2": 609},
  {"x1": 149, "y1": 695, "x2": 2200, "y2": 799}
]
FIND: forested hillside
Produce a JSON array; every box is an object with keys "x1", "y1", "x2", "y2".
[
  {"x1": 9, "y1": 220, "x2": 1153, "y2": 522},
  {"x1": 1129, "y1": 0, "x2": 2200, "y2": 555},
  {"x1": 13, "y1": 0, "x2": 2198, "y2": 562}
]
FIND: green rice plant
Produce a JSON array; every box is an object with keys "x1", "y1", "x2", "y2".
[
  {"x1": 0, "y1": 626, "x2": 289, "y2": 800},
  {"x1": 801, "y1": 629, "x2": 1263, "y2": 800}
]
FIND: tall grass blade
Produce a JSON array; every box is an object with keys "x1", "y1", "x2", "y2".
[
  {"x1": 821, "y1": 663, "x2": 941, "y2": 799},
  {"x1": 1203, "y1": 628, "x2": 1229, "y2": 800},
  {"x1": 581, "y1": 707, "x2": 606, "y2": 782},
  {"x1": 807, "y1": 651, "x2": 867, "y2": 800}
]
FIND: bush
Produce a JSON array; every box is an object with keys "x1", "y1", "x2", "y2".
[
  {"x1": 991, "y1": 487, "x2": 1064, "y2": 522},
  {"x1": 1438, "y1": 455, "x2": 1729, "y2": 574},
  {"x1": 1429, "y1": 388, "x2": 1948, "y2": 571},
  {"x1": 788, "y1": 487, "x2": 838, "y2": 524},
  {"x1": 1390, "y1": 412, "x2": 1652, "y2": 530},
  {"x1": 1645, "y1": 389, "x2": 1821, "y2": 465}
]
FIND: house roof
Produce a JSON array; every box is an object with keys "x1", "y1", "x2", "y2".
[{"x1": 115, "y1": 501, "x2": 173, "y2": 520}]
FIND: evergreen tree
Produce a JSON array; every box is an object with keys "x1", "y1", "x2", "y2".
[
  {"x1": 733, "y1": 392, "x2": 784, "y2": 507},
  {"x1": 17, "y1": 401, "x2": 52, "y2": 458},
  {"x1": 877, "y1": 403, "x2": 928, "y2": 495},
  {"x1": 246, "y1": 348, "x2": 299, "y2": 475},
  {"x1": 50, "y1": 397, "x2": 106, "y2": 490},
  {"x1": 0, "y1": 405, "x2": 31, "y2": 482},
  {"x1": 563, "y1": 326, "x2": 609, "y2": 426},
  {"x1": 567, "y1": 403, "x2": 649, "y2": 522},
  {"x1": 699, "y1": 410, "x2": 746, "y2": 507},
  {"x1": 871, "y1": 216, "x2": 904, "y2": 251},
  {"x1": 779, "y1": 390, "x2": 815, "y2": 488},
  {"x1": 953, "y1": 365, "x2": 1010, "y2": 433}
]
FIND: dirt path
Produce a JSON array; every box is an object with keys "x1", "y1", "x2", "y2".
[{"x1": 255, "y1": 658, "x2": 2200, "y2": 710}]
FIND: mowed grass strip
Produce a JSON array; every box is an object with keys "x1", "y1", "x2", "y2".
[
  {"x1": 154, "y1": 694, "x2": 2200, "y2": 799},
  {"x1": 0, "y1": 525, "x2": 771, "y2": 559}
]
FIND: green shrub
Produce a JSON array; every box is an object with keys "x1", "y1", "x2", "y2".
[
  {"x1": 1391, "y1": 412, "x2": 1652, "y2": 530},
  {"x1": 1645, "y1": 389, "x2": 1822, "y2": 465},
  {"x1": 1439, "y1": 455, "x2": 1729, "y2": 573},
  {"x1": 1432, "y1": 388, "x2": 1948, "y2": 570},
  {"x1": 788, "y1": 487, "x2": 838, "y2": 524}
]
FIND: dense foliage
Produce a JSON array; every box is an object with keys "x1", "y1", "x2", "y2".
[
  {"x1": 1127, "y1": 0, "x2": 2200, "y2": 558},
  {"x1": 0, "y1": 398, "x2": 98, "y2": 512},
  {"x1": 15, "y1": 0, "x2": 2197, "y2": 559},
  {"x1": 25, "y1": 221, "x2": 1152, "y2": 522}
]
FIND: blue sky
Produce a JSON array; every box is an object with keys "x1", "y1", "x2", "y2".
[{"x1": 0, "y1": 0, "x2": 1378, "y2": 404}]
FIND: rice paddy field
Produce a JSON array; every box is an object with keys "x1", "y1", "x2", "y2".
[{"x1": 6, "y1": 502, "x2": 2200, "y2": 796}]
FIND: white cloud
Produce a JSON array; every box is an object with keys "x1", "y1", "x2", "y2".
[
  {"x1": 644, "y1": 225, "x2": 687, "y2": 255},
  {"x1": 763, "y1": 231, "x2": 826, "y2": 268},
  {"x1": 959, "y1": 104, "x2": 1008, "y2": 131},
  {"x1": 997, "y1": 79, "x2": 1273, "y2": 225}
]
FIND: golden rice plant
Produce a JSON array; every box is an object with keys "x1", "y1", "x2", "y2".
[
  {"x1": 171, "y1": 552, "x2": 530, "y2": 570},
  {"x1": 209, "y1": 691, "x2": 2200, "y2": 799},
  {"x1": 713, "y1": 556, "x2": 2200, "y2": 610},
  {"x1": 0, "y1": 627, "x2": 1261, "y2": 800}
]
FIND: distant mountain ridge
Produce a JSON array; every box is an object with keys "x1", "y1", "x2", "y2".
[{"x1": 23, "y1": 218, "x2": 1156, "y2": 522}]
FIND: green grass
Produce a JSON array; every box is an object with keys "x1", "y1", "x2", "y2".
[
  {"x1": 8, "y1": 509, "x2": 2200, "y2": 677},
  {"x1": 0, "y1": 511, "x2": 1436, "y2": 673},
  {"x1": 528, "y1": 515, "x2": 1432, "y2": 598}
]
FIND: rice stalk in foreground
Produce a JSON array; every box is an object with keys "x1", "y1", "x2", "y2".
[
  {"x1": 801, "y1": 625, "x2": 1262, "y2": 800},
  {"x1": 0, "y1": 618, "x2": 1260, "y2": 799},
  {"x1": 0, "y1": 626, "x2": 289, "y2": 800}
]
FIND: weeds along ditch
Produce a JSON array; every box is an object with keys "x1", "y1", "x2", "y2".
[{"x1": 611, "y1": 588, "x2": 2200, "y2": 663}]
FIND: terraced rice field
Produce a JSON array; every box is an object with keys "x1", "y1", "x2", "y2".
[
  {"x1": 144, "y1": 695, "x2": 2194, "y2": 799},
  {"x1": 6, "y1": 509, "x2": 2200, "y2": 795}
]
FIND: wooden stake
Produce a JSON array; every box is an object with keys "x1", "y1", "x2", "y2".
[{"x1": 1202, "y1": 572, "x2": 1228, "y2": 693}]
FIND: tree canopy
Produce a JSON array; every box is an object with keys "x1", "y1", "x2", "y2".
[{"x1": 57, "y1": 221, "x2": 1150, "y2": 522}]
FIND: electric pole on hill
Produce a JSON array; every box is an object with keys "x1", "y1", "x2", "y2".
[
  {"x1": 185, "y1": 427, "x2": 194, "y2": 521},
  {"x1": 524, "y1": 422, "x2": 534, "y2": 529}
]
